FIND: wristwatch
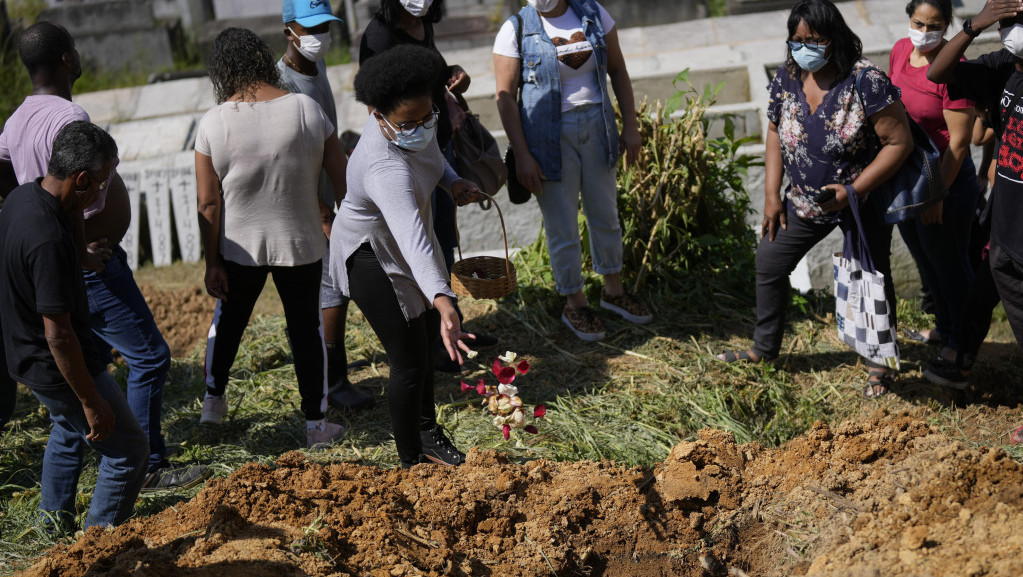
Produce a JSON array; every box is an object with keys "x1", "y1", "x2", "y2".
[{"x1": 963, "y1": 18, "x2": 981, "y2": 38}]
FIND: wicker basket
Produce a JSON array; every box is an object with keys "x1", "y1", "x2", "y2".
[{"x1": 450, "y1": 192, "x2": 517, "y2": 299}]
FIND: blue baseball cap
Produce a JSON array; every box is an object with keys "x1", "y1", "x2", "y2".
[{"x1": 283, "y1": 0, "x2": 343, "y2": 27}]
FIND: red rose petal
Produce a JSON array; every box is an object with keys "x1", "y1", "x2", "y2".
[
  {"x1": 491, "y1": 357, "x2": 503, "y2": 377},
  {"x1": 533, "y1": 405, "x2": 546, "y2": 418},
  {"x1": 460, "y1": 381, "x2": 471, "y2": 392},
  {"x1": 502, "y1": 424, "x2": 511, "y2": 440},
  {"x1": 524, "y1": 425, "x2": 538, "y2": 434},
  {"x1": 476, "y1": 379, "x2": 486, "y2": 395},
  {"x1": 516, "y1": 360, "x2": 530, "y2": 374},
  {"x1": 497, "y1": 367, "x2": 516, "y2": 385}
]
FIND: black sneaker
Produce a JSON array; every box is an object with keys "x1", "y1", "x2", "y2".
[
  {"x1": 327, "y1": 379, "x2": 375, "y2": 410},
  {"x1": 399, "y1": 454, "x2": 430, "y2": 469},
  {"x1": 434, "y1": 349, "x2": 465, "y2": 374},
  {"x1": 923, "y1": 364, "x2": 968, "y2": 390},
  {"x1": 420, "y1": 425, "x2": 465, "y2": 466},
  {"x1": 140, "y1": 461, "x2": 212, "y2": 493},
  {"x1": 463, "y1": 331, "x2": 499, "y2": 352}
]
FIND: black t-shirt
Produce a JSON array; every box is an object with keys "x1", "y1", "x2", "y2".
[
  {"x1": 359, "y1": 17, "x2": 454, "y2": 148},
  {"x1": 0, "y1": 182, "x2": 105, "y2": 389},
  {"x1": 949, "y1": 50, "x2": 1023, "y2": 263}
]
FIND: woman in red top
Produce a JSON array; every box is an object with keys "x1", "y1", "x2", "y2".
[{"x1": 888, "y1": 0, "x2": 981, "y2": 368}]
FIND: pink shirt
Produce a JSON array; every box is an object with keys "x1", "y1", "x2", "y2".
[
  {"x1": 0, "y1": 94, "x2": 108, "y2": 217},
  {"x1": 888, "y1": 37, "x2": 973, "y2": 153}
]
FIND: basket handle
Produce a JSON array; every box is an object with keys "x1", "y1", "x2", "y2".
[{"x1": 453, "y1": 190, "x2": 512, "y2": 282}]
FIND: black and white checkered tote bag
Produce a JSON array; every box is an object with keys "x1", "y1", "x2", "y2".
[{"x1": 833, "y1": 191, "x2": 900, "y2": 370}]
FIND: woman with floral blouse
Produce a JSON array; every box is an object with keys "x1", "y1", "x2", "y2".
[{"x1": 715, "y1": 0, "x2": 913, "y2": 398}]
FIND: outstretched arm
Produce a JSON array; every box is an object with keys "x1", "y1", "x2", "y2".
[{"x1": 929, "y1": 0, "x2": 1023, "y2": 83}]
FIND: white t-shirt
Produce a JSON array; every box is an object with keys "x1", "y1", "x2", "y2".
[
  {"x1": 194, "y1": 93, "x2": 334, "y2": 267},
  {"x1": 493, "y1": 3, "x2": 615, "y2": 113}
]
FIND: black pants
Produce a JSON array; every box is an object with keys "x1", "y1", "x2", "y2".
[
  {"x1": 989, "y1": 240, "x2": 1023, "y2": 351},
  {"x1": 204, "y1": 259, "x2": 326, "y2": 420},
  {"x1": 753, "y1": 200, "x2": 896, "y2": 363},
  {"x1": 957, "y1": 254, "x2": 1001, "y2": 371},
  {"x1": 347, "y1": 244, "x2": 439, "y2": 464}
]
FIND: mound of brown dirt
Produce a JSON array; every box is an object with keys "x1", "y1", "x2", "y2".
[
  {"x1": 140, "y1": 284, "x2": 211, "y2": 357},
  {"x1": 18, "y1": 412, "x2": 1023, "y2": 577}
]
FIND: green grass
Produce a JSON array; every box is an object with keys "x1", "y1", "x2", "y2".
[{"x1": 1, "y1": 252, "x2": 1022, "y2": 574}]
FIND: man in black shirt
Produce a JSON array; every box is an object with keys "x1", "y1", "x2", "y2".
[
  {"x1": 929, "y1": 1, "x2": 1023, "y2": 442},
  {"x1": 0, "y1": 122, "x2": 148, "y2": 531},
  {"x1": 929, "y1": 3, "x2": 1023, "y2": 344}
]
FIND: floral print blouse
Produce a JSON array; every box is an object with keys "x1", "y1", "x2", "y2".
[{"x1": 766, "y1": 59, "x2": 901, "y2": 224}]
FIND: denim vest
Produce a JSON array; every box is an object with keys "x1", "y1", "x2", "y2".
[{"x1": 515, "y1": 0, "x2": 619, "y2": 182}]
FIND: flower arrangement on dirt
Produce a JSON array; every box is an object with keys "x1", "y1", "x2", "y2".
[{"x1": 461, "y1": 351, "x2": 546, "y2": 440}]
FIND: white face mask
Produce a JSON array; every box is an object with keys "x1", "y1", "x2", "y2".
[
  {"x1": 1001, "y1": 24, "x2": 1023, "y2": 57},
  {"x1": 527, "y1": 0, "x2": 560, "y2": 13},
  {"x1": 400, "y1": 0, "x2": 433, "y2": 17},
  {"x1": 289, "y1": 27, "x2": 331, "y2": 62},
  {"x1": 907, "y1": 27, "x2": 943, "y2": 53}
]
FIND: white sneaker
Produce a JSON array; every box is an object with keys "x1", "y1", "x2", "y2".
[
  {"x1": 200, "y1": 395, "x2": 227, "y2": 425},
  {"x1": 306, "y1": 421, "x2": 346, "y2": 448}
]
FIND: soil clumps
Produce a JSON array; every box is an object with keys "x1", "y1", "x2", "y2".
[{"x1": 17, "y1": 411, "x2": 1023, "y2": 576}]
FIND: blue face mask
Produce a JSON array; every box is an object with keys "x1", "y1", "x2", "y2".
[
  {"x1": 379, "y1": 111, "x2": 437, "y2": 152},
  {"x1": 788, "y1": 41, "x2": 830, "y2": 73}
]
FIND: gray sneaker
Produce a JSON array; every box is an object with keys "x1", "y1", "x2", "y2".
[
  {"x1": 306, "y1": 421, "x2": 346, "y2": 448},
  {"x1": 200, "y1": 394, "x2": 227, "y2": 425}
]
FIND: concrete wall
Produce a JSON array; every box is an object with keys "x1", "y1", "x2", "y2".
[
  {"x1": 41, "y1": 1, "x2": 174, "y2": 73},
  {"x1": 596, "y1": 0, "x2": 707, "y2": 29}
]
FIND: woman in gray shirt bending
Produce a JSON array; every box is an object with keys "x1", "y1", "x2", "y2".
[{"x1": 330, "y1": 45, "x2": 481, "y2": 468}]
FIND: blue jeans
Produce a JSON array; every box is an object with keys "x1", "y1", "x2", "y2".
[
  {"x1": 535, "y1": 104, "x2": 623, "y2": 295},
  {"x1": 84, "y1": 246, "x2": 171, "y2": 468},
  {"x1": 897, "y1": 157, "x2": 981, "y2": 351},
  {"x1": 32, "y1": 371, "x2": 149, "y2": 530}
]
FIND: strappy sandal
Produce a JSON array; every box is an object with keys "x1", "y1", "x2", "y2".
[
  {"x1": 715, "y1": 350, "x2": 760, "y2": 364},
  {"x1": 863, "y1": 369, "x2": 894, "y2": 399},
  {"x1": 903, "y1": 328, "x2": 942, "y2": 345}
]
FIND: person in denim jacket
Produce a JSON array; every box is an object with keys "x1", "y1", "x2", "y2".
[{"x1": 494, "y1": 0, "x2": 652, "y2": 342}]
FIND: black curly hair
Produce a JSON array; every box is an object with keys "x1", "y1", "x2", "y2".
[
  {"x1": 353, "y1": 44, "x2": 442, "y2": 115},
  {"x1": 207, "y1": 27, "x2": 281, "y2": 104},
  {"x1": 786, "y1": 0, "x2": 862, "y2": 80},
  {"x1": 374, "y1": 0, "x2": 446, "y2": 27}
]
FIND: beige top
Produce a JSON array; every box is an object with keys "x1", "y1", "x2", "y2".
[{"x1": 195, "y1": 93, "x2": 334, "y2": 267}]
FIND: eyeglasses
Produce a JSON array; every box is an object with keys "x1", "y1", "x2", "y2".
[
  {"x1": 382, "y1": 105, "x2": 440, "y2": 137},
  {"x1": 788, "y1": 39, "x2": 829, "y2": 51}
]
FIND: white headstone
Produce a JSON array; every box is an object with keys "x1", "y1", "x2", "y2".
[
  {"x1": 143, "y1": 167, "x2": 173, "y2": 267},
  {"x1": 119, "y1": 167, "x2": 143, "y2": 270},
  {"x1": 169, "y1": 164, "x2": 201, "y2": 263}
]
